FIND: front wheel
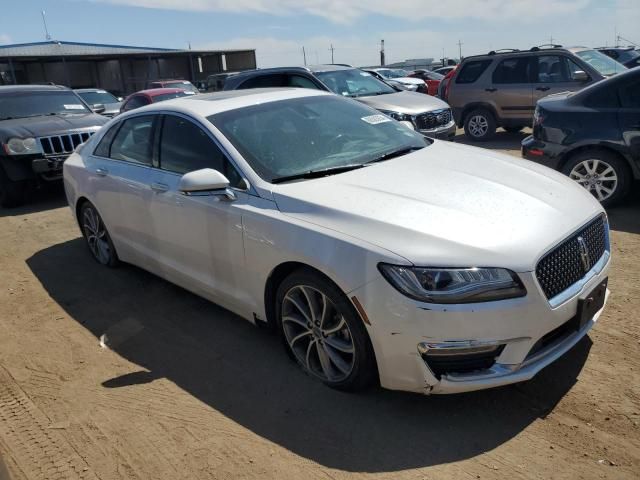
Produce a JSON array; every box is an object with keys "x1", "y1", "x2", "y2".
[
  {"x1": 464, "y1": 109, "x2": 496, "y2": 141},
  {"x1": 80, "y1": 202, "x2": 119, "y2": 267},
  {"x1": 562, "y1": 150, "x2": 631, "y2": 207},
  {"x1": 276, "y1": 269, "x2": 377, "y2": 391}
]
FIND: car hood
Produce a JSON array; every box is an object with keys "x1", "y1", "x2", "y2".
[
  {"x1": 357, "y1": 91, "x2": 450, "y2": 115},
  {"x1": 0, "y1": 113, "x2": 108, "y2": 141},
  {"x1": 392, "y1": 77, "x2": 424, "y2": 86},
  {"x1": 272, "y1": 141, "x2": 603, "y2": 272}
]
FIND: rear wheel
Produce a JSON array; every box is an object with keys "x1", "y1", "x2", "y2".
[
  {"x1": 80, "y1": 202, "x2": 119, "y2": 267},
  {"x1": 275, "y1": 269, "x2": 377, "y2": 391},
  {"x1": 464, "y1": 108, "x2": 496, "y2": 141},
  {"x1": 0, "y1": 167, "x2": 26, "y2": 208},
  {"x1": 562, "y1": 149, "x2": 631, "y2": 207}
]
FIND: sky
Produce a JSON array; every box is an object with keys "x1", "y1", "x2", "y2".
[{"x1": 0, "y1": 0, "x2": 638, "y2": 67}]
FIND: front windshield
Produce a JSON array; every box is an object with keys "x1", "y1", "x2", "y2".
[
  {"x1": 0, "y1": 91, "x2": 90, "y2": 120},
  {"x1": 77, "y1": 90, "x2": 119, "y2": 105},
  {"x1": 208, "y1": 95, "x2": 429, "y2": 182},
  {"x1": 315, "y1": 69, "x2": 396, "y2": 97},
  {"x1": 164, "y1": 81, "x2": 199, "y2": 93},
  {"x1": 388, "y1": 69, "x2": 409, "y2": 78},
  {"x1": 575, "y1": 49, "x2": 627, "y2": 76}
]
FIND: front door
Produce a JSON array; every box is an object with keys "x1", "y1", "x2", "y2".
[
  {"x1": 148, "y1": 113, "x2": 250, "y2": 308},
  {"x1": 533, "y1": 55, "x2": 590, "y2": 103}
]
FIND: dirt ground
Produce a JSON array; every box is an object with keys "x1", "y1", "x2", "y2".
[{"x1": 0, "y1": 129, "x2": 639, "y2": 480}]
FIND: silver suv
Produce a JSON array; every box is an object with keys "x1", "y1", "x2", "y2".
[{"x1": 446, "y1": 45, "x2": 626, "y2": 141}]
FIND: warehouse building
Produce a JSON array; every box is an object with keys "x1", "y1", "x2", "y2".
[{"x1": 0, "y1": 40, "x2": 256, "y2": 96}]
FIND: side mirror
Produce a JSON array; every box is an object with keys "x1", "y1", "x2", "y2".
[
  {"x1": 92, "y1": 103, "x2": 106, "y2": 114},
  {"x1": 573, "y1": 70, "x2": 589, "y2": 82},
  {"x1": 179, "y1": 168, "x2": 235, "y2": 200}
]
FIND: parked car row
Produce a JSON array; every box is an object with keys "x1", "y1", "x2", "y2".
[{"x1": 63, "y1": 87, "x2": 612, "y2": 395}]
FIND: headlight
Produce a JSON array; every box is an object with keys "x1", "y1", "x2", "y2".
[
  {"x1": 4, "y1": 137, "x2": 42, "y2": 155},
  {"x1": 379, "y1": 110, "x2": 412, "y2": 122},
  {"x1": 378, "y1": 264, "x2": 526, "y2": 304}
]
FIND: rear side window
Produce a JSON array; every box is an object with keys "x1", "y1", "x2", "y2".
[
  {"x1": 159, "y1": 115, "x2": 242, "y2": 186},
  {"x1": 109, "y1": 115, "x2": 155, "y2": 166},
  {"x1": 238, "y1": 74, "x2": 287, "y2": 89},
  {"x1": 287, "y1": 75, "x2": 319, "y2": 89},
  {"x1": 122, "y1": 95, "x2": 149, "y2": 111},
  {"x1": 94, "y1": 124, "x2": 120, "y2": 157},
  {"x1": 455, "y1": 60, "x2": 492, "y2": 84},
  {"x1": 492, "y1": 57, "x2": 533, "y2": 84}
]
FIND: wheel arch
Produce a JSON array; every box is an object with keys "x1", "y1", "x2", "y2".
[
  {"x1": 74, "y1": 196, "x2": 91, "y2": 230},
  {"x1": 558, "y1": 143, "x2": 636, "y2": 177}
]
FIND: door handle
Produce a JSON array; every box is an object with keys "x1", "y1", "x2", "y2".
[
  {"x1": 150, "y1": 182, "x2": 169, "y2": 193},
  {"x1": 485, "y1": 88, "x2": 497, "y2": 92},
  {"x1": 536, "y1": 86, "x2": 550, "y2": 91},
  {"x1": 95, "y1": 168, "x2": 109, "y2": 177}
]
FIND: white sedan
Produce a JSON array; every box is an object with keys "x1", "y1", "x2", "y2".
[{"x1": 63, "y1": 88, "x2": 610, "y2": 394}]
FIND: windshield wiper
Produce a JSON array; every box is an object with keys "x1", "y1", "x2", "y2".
[
  {"x1": 365, "y1": 146, "x2": 424, "y2": 164},
  {"x1": 271, "y1": 164, "x2": 367, "y2": 184}
]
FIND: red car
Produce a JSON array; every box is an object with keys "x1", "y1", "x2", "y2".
[
  {"x1": 408, "y1": 69, "x2": 444, "y2": 96},
  {"x1": 147, "y1": 79, "x2": 200, "y2": 94},
  {"x1": 119, "y1": 88, "x2": 196, "y2": 113}
]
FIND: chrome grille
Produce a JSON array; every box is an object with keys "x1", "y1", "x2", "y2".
[
  {"x1": 38, "y1": 131, "x2": 94, "y2": 156},
  {"x1": 414, "y1": 109, "x2": 451, "y2": 130},
  {"x1": 536, "y1": 215, "x2": 608, "y2": 300}
]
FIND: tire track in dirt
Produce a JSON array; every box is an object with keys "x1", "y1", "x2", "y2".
[{"x1": 0, "y1": 366, "x2": 98, "y2": 480}]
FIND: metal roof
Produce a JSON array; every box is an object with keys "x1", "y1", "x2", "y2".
[{"x1": 0, "y1": 40, "x2": 253, "y2": 58}]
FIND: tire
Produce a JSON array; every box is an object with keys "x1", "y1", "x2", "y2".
[
  {"x1": 561, "y1": 149, "x2": 631, "y2": 207},
  {"x1": 463, "y1": 108, "x2": 497, "y2": 141},
  {"x1": 503, "y1": 126, "x2": 524, "y2": 133},
  {"x1": 79, "y1": 202, "x2": 119, "y2": 267},
  {"x1": 0, "y1": 167, "x2": 26, "y2": 208},
  {"x1": 275, "y1": 269, "x2": 377, "y2": 391}
]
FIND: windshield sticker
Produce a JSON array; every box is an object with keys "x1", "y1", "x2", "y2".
[
  {"x1": 64, "y1": 104, "x2": 85, "y2": 110},
  {"x1": 361, "y1": 114, "x2": 391, "y2": 125}
]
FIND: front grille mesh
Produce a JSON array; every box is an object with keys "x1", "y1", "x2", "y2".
[
  {"x1": 39, "y1": 132, "x2": 94, "y2": 156},
  {"x1": 536, "y1": 215, "x2": 607, "y2": 300},
  {"x1": 414, "y1": 108, "x2": 451, "y2": 130}
]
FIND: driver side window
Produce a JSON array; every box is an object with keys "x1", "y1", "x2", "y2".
[{"x1": 159, "y1": 115, "x2": 243, "y2": 187}]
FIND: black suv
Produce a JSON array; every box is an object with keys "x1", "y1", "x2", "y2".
[
  {"x1": 598, "y1": 47, "x2": 640, "y2": 69},
  {"x1": 446, "y1": 45, "x2": 626, "y2": 141},
  {"x1": 522, "y1": 67, "x2": 639, "y2": 206},
  {"x1": 0, "y1": 85, "x2": 108, "y2": 207}
]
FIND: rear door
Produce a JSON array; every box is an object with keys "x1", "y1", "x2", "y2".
[
  {"x1": 491, "y1": 56, "x2": 535, "y2": 122},
  {"x1": 533, "y1": 55, "x2": 590, "y2": 102},
  {"x1": 88, "y1": 114, "x2": 158, "y2": 264},
  {"x1": 618, "y1": 76, "x2": 640, "y2": 168}
]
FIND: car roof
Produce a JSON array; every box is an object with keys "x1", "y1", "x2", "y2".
[
  {"x1": 151, "y1": 79, "x2": 193, "y2": 84},
  {"x1": 74, "y1": 88, "x2": 113, "y2": 93},
  {"x1": 0, "y1": 84, "x2": 70, "y2": 93},
  {"x1": 461, "y1": 45, "x2": 594, "y2": 62},
  {"x1": 134, "y1": 88, "x2": 191, "y2": 97},
  {"x1": 122, "y1": 88, "x2": 331, "y2": 118}
]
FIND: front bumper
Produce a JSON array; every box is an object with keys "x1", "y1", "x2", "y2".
[
  {"x1": 521, "y1": 135, "x2": 564, "y2": 170},
  {"x1": 419, "y1": 120, "x2": 456, "y2": 141},
  {"x1": 350, "y1": 254, "x2": 610, "y2": 395}
]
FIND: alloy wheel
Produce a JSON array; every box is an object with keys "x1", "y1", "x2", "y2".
[
  {"x1": 281, "y1": 285, "x2": 355, "y2": 382},
  {"x1": 468, "y1": 115, "x2": 489, "y2": 137},
  {"x1": 82, "y1": 206, "x2": 112, "y2": 265},
  {"x1": 569, "y1": 159, "x2": 618, "y2": 202}
]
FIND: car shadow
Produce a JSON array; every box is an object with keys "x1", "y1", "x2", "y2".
[
  {"x1": 454, "y1": 128, "x2": 531, "y2": 151},
  {"x1": 0, "y1": 183, "x2": 67, "y2": 218},
  {"x1": 607, "y1": 183, "x2": 640, "y2": 235},
  {"x1": 26, "y1": 239, "x2": 592, "y2": 473}
]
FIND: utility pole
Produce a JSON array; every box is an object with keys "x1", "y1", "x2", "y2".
[
  {"x1": 380, "y1": 39, "x2": 385, "y2": 66},
  {"x1": 329, "y1": 44, "x2": 335, "y2": 63},
  {"x1": 441, "y1": 48, "x2": 445, "y2": 67},
  {"x1": 549, "y1": 35, "x2": 554, "y2": 45},
  {"x1": 302, "y1": 46, "x2": 307, "y2": 66},
  {"x1": 41, "y1": 10, "x2": 51, "y2": 41},
  {"x1": 457, "y1": 40, "x2": 463, "y2": 61}
]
